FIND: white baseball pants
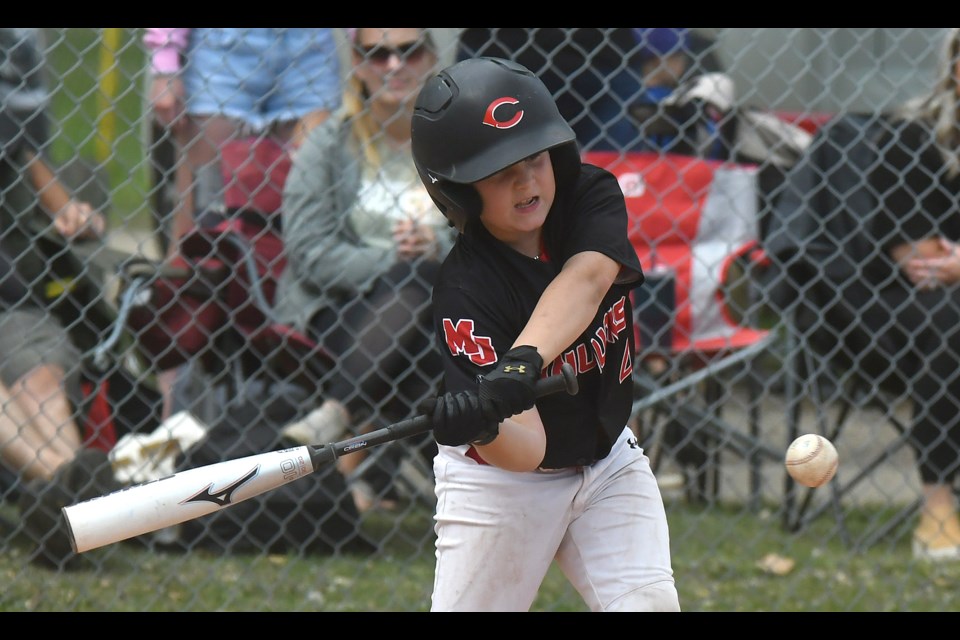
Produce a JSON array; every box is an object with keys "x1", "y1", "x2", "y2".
[{"x1": 430, "y1": 426, "x2": 680, "y2": 612}]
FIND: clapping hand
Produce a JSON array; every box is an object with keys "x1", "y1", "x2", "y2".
[
  {"x1": 903, "y1": 238, "x2": 960, "y2": 290},
  {"x1": 393, "y1": 218, "x2": 439, "y2": 261}
]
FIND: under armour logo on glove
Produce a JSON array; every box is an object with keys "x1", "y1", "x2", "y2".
[{"x1": 479, "y1": 345, "x2": 544, "y2": 420}]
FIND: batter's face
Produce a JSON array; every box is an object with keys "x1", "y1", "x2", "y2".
[{"x1": 474, "y1": 151, "x2": 556, "y2": 252}]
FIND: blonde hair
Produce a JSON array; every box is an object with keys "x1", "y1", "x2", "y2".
[
  {"x1": 895, "y1": 27, "x2": 960, "y2": 178},
  {"x1": 343, "y1": 28, "x2": 436, "y2": 172}
]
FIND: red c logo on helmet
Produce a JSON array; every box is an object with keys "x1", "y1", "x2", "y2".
[{"x1": 483, "y1": 97, "x2": 523, "y2": 129}]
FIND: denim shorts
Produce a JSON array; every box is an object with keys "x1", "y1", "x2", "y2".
[{"x1": 183, "y1": 28, "x2": 342, "y2": 131}]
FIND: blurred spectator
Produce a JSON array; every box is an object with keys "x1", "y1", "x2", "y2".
[
  {"x1": 0, "y1": 27, "x2": 116, "y2": 569},
  {"x1": 143, "y1": 28, "x2": 343, "y2": 421},
  {"x1": 274, "y1": 28, "x2": 452, "y2": 512},
  {"x1": 630, "y1": 28, "x2": 812, "y2": 171},
  {"x1": 865, "y1": 27, "x2": 960, "y2": 562},
  {"x1": 144, "y1": 27, "x2": 342, "y2": 246},
  {"x1": 627, "y1": 28, "x2": 731, "y2": 158}
]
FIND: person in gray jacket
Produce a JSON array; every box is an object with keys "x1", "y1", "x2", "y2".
[{"x1": 274, "y1": 28, "x2": 453, "y2": 510}]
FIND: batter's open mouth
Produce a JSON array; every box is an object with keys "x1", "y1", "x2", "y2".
[{"x1": 517, "y1": 196, "x2": 538, "y2": 208}]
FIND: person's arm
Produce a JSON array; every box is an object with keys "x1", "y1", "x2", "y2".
[
  {"x1": 890, "y1": 238, "x2": 948, "y2": 265},
  {"x1": 290, "y1": 110, "x2": 332, "y2": 150},
  {"x1": 426, "y1": 254, "x2": 621, "y2": 471},
  {"x1": 25, "y1": 151, "x2": 104, "y2": 239},
  {"x1": 479, "y1": 169, "x2": 639, "y2": 422},
  {"x1": 27, "y1": 151, "x2": 71, "y2": 214},
  {"x1": 144, "y1": 29, "x2": 189, "y2": 131},
  {"x1": 281, "y1": 122, "x2": 395, "y2": 297},
  {"x1": 425, "y1": 386, "x2": 547, "y2": 472},
  {"x1": 472, "y1": 409, "x2": 547, "y2": 472},
  {"x1": 513, "y1": 250, "x2": 622, "y2": 365},
  {"x1": 900, "y1": 238, "x2": 960, "y2": 289},
  {"x1": 464, "y1": 250, "x2": 622, "y2": 451}
]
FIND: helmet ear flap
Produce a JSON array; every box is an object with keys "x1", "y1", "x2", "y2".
[
  {"x1": 415, "y1": 158, "x2": 483, "y2": 232},
  {"x1": 447, "y1": 182, "x2": 483, "y2": 219},
  {"x1": 549, "y1": 142, "x2": 582, "y2": 188},
  {"x1": 428, "y1": 180, "x2": 482, "y2": 232}
]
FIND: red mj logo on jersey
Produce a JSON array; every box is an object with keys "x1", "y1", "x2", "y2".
[{"x1": 441, "y1": 318, "x2": 497, "y2": 365}]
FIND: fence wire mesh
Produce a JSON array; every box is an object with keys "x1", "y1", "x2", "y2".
[{"x1": 1, "y1": 27, "x2": 958, "y2": 612}]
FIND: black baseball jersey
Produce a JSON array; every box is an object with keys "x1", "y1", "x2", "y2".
[{"x1": 431, "y1": 163, "x2": 644, "y2": 469}]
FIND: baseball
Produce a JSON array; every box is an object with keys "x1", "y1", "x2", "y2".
[{"x1": 785, "y1": 434, "x2": 838, "y2": 488}]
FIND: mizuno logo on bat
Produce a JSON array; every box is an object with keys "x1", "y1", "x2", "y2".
[{"x1": 181, "y1": 465, "x2": 260, "y2": 507}]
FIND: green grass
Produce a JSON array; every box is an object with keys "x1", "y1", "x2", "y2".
[{"x1": 3, "y1": 498, "x2": 960, "y2": 612}]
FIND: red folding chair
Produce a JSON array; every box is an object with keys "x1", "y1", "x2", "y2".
[
  {"x1": 121, "y1": 135, "x2": 334, "y2": 395},
  {"x1": 584, "y1": 150, "x2": 780, "y2": 506}
]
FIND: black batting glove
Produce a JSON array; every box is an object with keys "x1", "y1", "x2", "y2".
[
  {"x1": 420, "y1": 391, "x2": 502, "y2": 447},
  {"x1": 479, "y1": 345, "x2": 544, "y2": 421}
]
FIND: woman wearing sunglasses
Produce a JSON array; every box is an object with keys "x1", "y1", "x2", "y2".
[{"x1": 275, "y1": 28, "x2": 453, "y2": 512}]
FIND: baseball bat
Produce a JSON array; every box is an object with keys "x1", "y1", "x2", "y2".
[{"x1": 64, "y1": 363, "x2": 579, "y2": 553}]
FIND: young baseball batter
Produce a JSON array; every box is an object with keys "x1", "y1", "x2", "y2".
[{"x1": 411, "y1": 57, "x2": 680, "y2": 612}]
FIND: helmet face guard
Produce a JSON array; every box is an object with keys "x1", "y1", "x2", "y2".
[{"x1": 411, "y1": 57, "x2": 580, "y2": 230}]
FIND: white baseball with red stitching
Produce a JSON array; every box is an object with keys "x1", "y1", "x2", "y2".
[{"x1": 785, "y1": 434, "x2": 838, "y2": 488}]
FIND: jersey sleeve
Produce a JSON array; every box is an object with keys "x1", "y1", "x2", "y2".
[
  {"x1": 431, "y1": 280, "x2": 518, "y2": 395},
  {"x1": 552, "y1": 164, "x2": 644, "y2": 285}
]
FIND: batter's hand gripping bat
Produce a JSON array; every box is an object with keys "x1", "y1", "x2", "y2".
[{"x1": 63, "y1": 363, "x2": 579, "y2": 553}]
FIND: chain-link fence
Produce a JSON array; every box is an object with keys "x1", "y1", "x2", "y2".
[{"x1": 1, "y1": 28, "x2": 959, "y2": 612}]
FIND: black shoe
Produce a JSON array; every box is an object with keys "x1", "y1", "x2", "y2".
[
  {"x1": 59, "y1": 448, "x2": 120, "y2": 501},
  {"x1": 18, "y1": 476, "x2": 78, "y2": 569},
  {"x1": 18, "y1": 449, "x2": 119, "y2": 570}
]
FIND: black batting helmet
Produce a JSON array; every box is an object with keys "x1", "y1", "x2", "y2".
[{"x1": 411, "y1": 57, "x2": 581, "y2": 231}]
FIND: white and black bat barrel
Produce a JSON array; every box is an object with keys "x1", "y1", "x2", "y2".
[{"x1": 63, "y1": 446, "x2": 315, "y2": 553}]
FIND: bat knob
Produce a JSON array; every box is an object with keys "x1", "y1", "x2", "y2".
[{"x1": 560, "y1": 362, "x2": 579, "y2": 395}]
